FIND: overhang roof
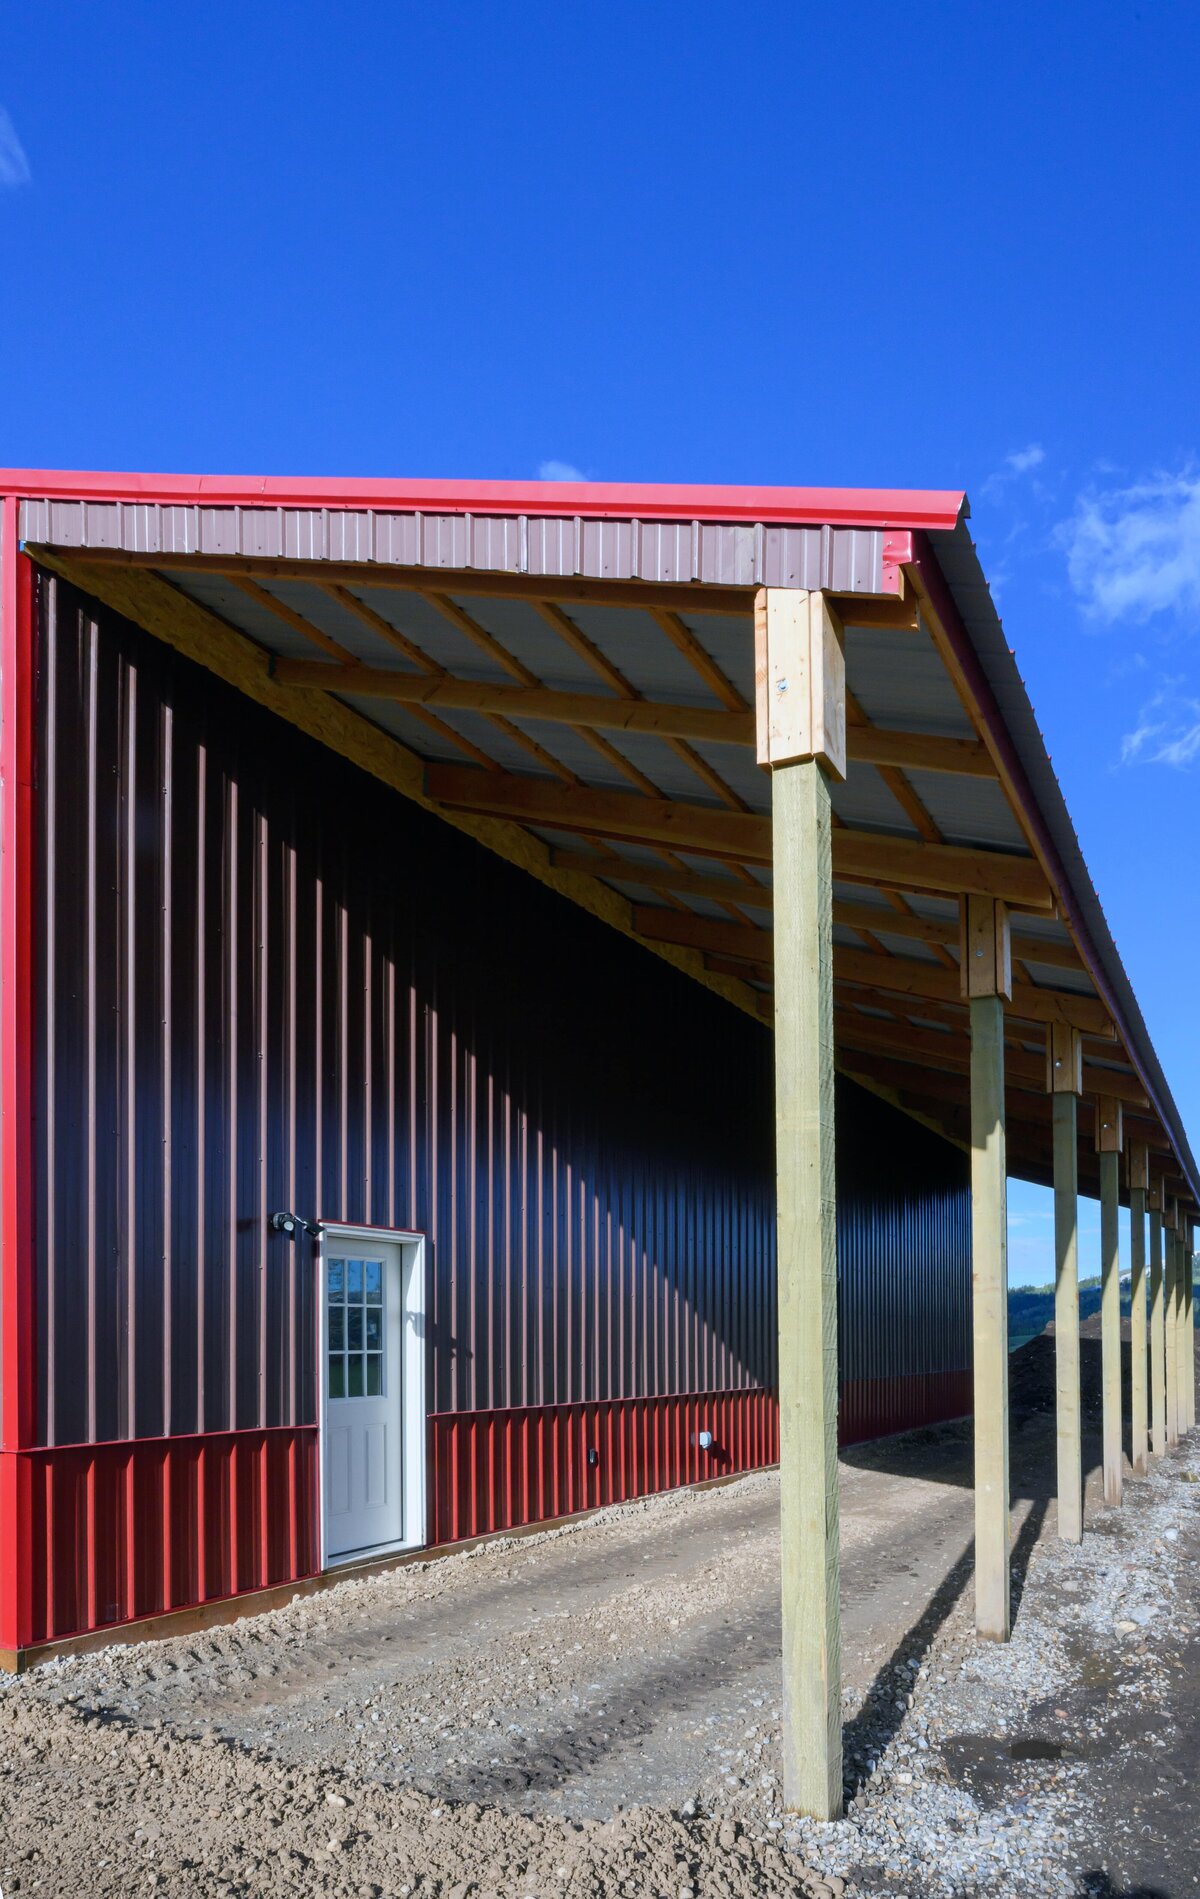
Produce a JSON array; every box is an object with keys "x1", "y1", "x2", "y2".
[{"x1": 4, "y1": 467, "x2": 1194, "y2": 1210}]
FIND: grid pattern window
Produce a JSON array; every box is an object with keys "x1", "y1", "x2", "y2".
[{"x1": 327, "y1": 1258, "x2": 385, "y2": 1398}]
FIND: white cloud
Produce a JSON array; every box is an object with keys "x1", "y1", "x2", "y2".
[
  {"x1": 1059, "y1": 470, "x2": 1200, "y2": 622},
  {"x1": 537, "y1": 460, "x2": 588, "y2": 483},
  {"x1": 1005, "y1": 443, "x2": 1044, "y2": 475},
  {"x1": 0, "y1": 109, "x2": 30, "y2": 189},
  {"x1": 1119, "y1": 676, "x2": 1200, "y2": 769}
]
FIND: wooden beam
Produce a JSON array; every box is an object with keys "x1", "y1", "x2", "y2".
[
  {"x1": 1150, "y1": 1203, "x2": 1167, "y2": 1459},
  {"x1": 836, "y1": 946, "x2": 1113, "y2": 1037},
  {"x1": 835, "y1": 898, "x2": 1087, "y2": 972},
  {"x1": 270, "y1": 658, "x2": 755, "y2": 745},
  {"x1": 773, "y1": 755, "x2": 842, "y2": 1820},
  {"x1": 59, "y1": 546, "x2": 754, "y2": 616},
  {"x1": 845, "y1": 727, "x2": 996, "y2": 779},
  {"x1": 835, "y1": 831, "x2": 1054, "y2": 911},
  {"x1": 832, "y1": 591, "x2": 921, "y2": 631},
  {"x1": 833, "y1": 1008, "x2": 1147, "y2": 1105},
  {"x1": 426, "y1": 766, "x2": 1059, "y2": 906},
  {"x1": 634, "y1": 906, "x2": 767, "y2": 963},
  {"x1": 1129, "y1": 1142, "x2": 1149, "y2": 1477},
  {"x1": 549, "y1": 850, "x2": 772, "y2": 910},
  {"x1": 648, "y1": 606, "x2": 749, "y2": 712}
]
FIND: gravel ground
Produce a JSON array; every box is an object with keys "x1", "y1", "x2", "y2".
[{"x1": 1, "y1": 1336, "x2": 1197, "y2": 1897}]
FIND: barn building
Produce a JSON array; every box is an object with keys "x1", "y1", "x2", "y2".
[{"x1": 0, "y1": 472, "x2": 1195, "y2": 1817}]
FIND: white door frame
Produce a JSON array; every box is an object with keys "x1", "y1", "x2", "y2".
[{"x1": 317, "y1": 1224, "x2": 427, "y2": 1569}]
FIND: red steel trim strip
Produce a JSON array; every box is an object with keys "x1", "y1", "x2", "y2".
[
  {"x1": 0, "y1": 503, "x2": 35, "y2": 1650},
  {"x1": 1, "y1": 468, "x2": 966, "y2": 532}
]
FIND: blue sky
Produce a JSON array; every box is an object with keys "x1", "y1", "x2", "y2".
[{"x1": 3, "y1": 1, "x2": 1199, "y2": 1286}]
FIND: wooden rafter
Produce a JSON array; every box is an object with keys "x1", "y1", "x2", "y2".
[
  {"x1": 423, "y1": 763, "x2": 1057, "y2": 906},
  {"x1": 549, "y1": 849, "x2": 773, "y2": 909},
  {"x1": 270, "y1": 657, "x2": 755, "y2": 745}
]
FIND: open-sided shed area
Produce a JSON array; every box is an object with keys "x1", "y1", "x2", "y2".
[{"x1": 0, "y1": 471, "x2": 1195, "y2": 1823}]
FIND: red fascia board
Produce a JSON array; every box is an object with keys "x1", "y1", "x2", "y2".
[{"x1": 0, "y1": 467, "x2": 966, "y2": 534}]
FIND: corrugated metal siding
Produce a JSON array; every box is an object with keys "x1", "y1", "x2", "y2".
[
  {"x1": 837, "y1": 1084, "x2": 972, "y2": 1390},
  {"x1": 20, "y1": 1427, "x2": 318, "y2": 1647},
  {"x1": 32, "y1": 571, "x2": 780, "y2": 1448},
  {"x1": 25, "y1": 571, "x2": 973, "y2": 1647},
  {"x1": 20, "y1": 499, "x2": 886, "y2": 594}
]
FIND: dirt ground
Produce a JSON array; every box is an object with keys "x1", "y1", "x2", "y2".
[{"x1": 0, "y1": 1331, "x2": 1197, "y2": 1898}]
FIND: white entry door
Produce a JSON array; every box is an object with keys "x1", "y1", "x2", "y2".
[{"x1": 323, "y1": 1239, "x2": 404, "y2": 1559}]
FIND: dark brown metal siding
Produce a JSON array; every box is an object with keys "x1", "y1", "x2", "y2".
[{"x1": 32, "y1": 572, "x2": 971, "y2": 1454}]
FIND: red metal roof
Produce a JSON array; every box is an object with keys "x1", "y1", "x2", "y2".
[{"x1": 0, "y1": 468, "x2": 966, "y2": 532}]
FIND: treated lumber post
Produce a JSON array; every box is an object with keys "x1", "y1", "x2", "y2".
[
  {"x1": 962, "y1": 893, "x2": 1012, "y2": 1640},
  {"x1": 1128, "y1": 1143, "x2": 1149, "y2": 1477},
  {"x1": 1149, "y1": 1186, "x2": 1166, "y2": 1458},
  {"x1": 1165, "y1": 1204, "x2": 1179, "y2": 1449},
  {"x1": 1047, "y1": 1024, "x2": 1083, "y2": 1541},
  {"x1": 1176, "y1": 1215, "x2": 1192, "y2": 1437},
  {"x1": 1186, "y1": 1220, "x2": 1196, "y2": 1431},
  {"x1": 757, "y1": 587, "x2": 846, "y2": 1820},
  {"x1": 1096, "y1": 1099, "x2": 1124, "y2": 1506}
]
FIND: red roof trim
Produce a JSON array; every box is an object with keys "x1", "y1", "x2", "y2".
[{"x1": 0, "y1": 468, "x2": 966, "y2": 534}]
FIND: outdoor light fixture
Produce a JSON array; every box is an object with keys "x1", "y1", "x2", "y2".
[
  {"x1": 269, "y1": 1209, "x2": 322, "y2": 1241},
  {"x1": 697, "y1": 1430, "x2": 715, "y2": 1452}
]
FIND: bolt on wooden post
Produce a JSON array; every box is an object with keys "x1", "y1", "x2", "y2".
[
  {"x1": 756, "y1": 586, "x2": 846, "y2": 1820},
  {"x1": 1128, "y1": 1142, "x2": 1150, "y2": 1477},
  {"x1": 1046, "y1": 1023, "x2": 1083, "y2": 1541},
  {"x1": 961, "y1": 892, "x2": 1011, "y2": 1640},
  {"x1": 1096, "y1": 1098, "x2": 1124, "y2": 1507},
  {"x1": 1149, "y1": 1182, "x2": 1166, "y2": 1458}
]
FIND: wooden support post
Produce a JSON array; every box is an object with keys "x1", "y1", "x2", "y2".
[
  {"x1": 1175, "y1": 1215, "x2": 1192, "y2": 1438},
  {"x1": 1047, "y1": 1024, "x2": 1082, "y2": 1541},
  {"x1": 963, "y1": 894, "x2": 1011, "y2": 1640},
  {"x1": 759, "y1": 587, "x2": 845, "y2": 1820},
  {"x1": 1096, "y1": 1097, "x2": 1124, "y2": 1507},
  {"x1": 1186, "y1": 1221, "x2": 1196, "y2": 1432},
  {"x1": 1165, "y1": 1206, "x2": 1179, "y2": 1449},
  {"x1": 1149, "y1": 1188, "x2": 1166, "y2": 1458},
  {"x1": 1128, "y1": 1143, "x2": 1149, "y2": 1477}
]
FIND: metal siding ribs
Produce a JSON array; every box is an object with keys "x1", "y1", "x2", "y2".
[
  {"x1": 18, "y1": 497, "x2": 888, "y2": 595},
  {"x1": 19, "y1": 570, "x2": 972, "y2": 1645}
]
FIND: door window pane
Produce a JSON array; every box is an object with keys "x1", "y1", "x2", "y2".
[{"x1": 327, "y1": 1256, "x2": 386, "y2": 1401}]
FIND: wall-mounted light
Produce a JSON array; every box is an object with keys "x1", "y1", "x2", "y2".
[
  {"x1": 270, "y1": 1209, "x2": 322, "y2": 1241},
  {"x1": 697, "y1": 1430, "x2": 715, "y2": 1452}
]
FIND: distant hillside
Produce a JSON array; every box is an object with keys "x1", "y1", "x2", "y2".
[{"x1": 1009, "y1": 1269, "x2": 1200, "y2": 1351}]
